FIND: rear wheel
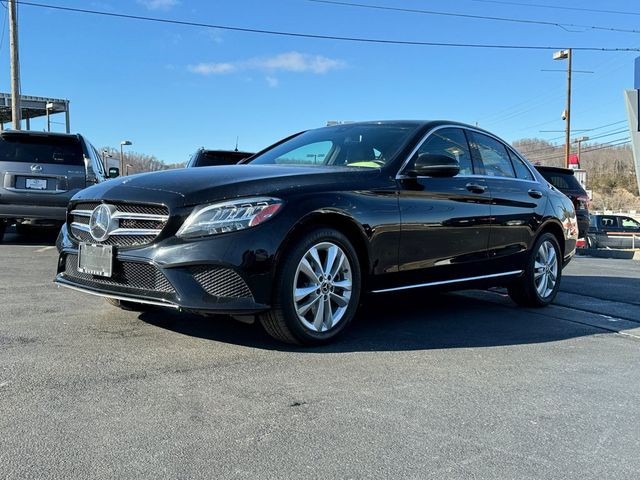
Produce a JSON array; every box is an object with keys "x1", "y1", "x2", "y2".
[
  {"x1": 259, "y1": 228, "x2": 362, "y2": 345},
  {"x1": 508, "y1": 232, "x2": 562, "y2": 307}
]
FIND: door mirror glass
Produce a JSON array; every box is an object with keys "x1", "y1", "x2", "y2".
[
  {"x1": 412, "y1": 153, "x2": 460, "y2": 177},
  {"x1": 108, "y1": 167, "x2": 120, "y2": 178}
]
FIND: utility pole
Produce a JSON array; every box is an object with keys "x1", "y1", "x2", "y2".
[
  {"x1": 565, "y1": 48, "x2": 572, "y2": 170},
  {"x1": 553, "y1": 48, "x2": 572, "y2": 168},
  {"x1": 8, "y1": 0, "x2": 21, "y2": 130}
]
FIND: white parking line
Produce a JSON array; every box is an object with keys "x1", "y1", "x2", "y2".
[{"x1": 35, "y1": 246, "x2": 56, "y2": 253}]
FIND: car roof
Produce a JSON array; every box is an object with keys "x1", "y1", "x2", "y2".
[
  {"x1": 200, "y1": 149, "x2": 254, "y2": 155},
  {"x1": 0, "y1": 130, "x2": 81, "y2": 141}
]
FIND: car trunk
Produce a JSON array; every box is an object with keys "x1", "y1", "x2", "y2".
[{"x1": 0, "y1": 134, "x2": 86, "y2": 206}]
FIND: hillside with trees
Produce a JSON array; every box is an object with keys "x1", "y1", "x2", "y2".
[
  {"x1": 101, "y1": 147, "x2": 185, "y2": 175},
  {"x1": 513, "y1": 138, "x2": 639, "y2": 211}
]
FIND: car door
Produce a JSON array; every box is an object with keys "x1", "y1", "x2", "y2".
[
  {"x1": 466, "y1": 131, "x2": 546, "y2": 272},
  {"x1": 598, "y1": 215, "x2": 621, "y2": 248},
  {"x1": 396, "y1": 127, "x2": 492, "y2": 286},
  {"x1": 618, "y1": 216, "x2": 640, "y2": 249}
]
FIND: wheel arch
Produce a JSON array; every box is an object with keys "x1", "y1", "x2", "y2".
[
  {"x1": 274, "y1": 209, "x2": 372, "y2": 282},
  {"x1": 536, "y1": 218, "x2": 566, "y2": 257}
]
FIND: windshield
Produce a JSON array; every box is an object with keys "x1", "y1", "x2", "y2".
[
  {"x1": 0, "y1": 134, "x2": 84, "y2": 166},
  {"x1": 248, "y1": 123, "x2": 418, "y2": 169}
]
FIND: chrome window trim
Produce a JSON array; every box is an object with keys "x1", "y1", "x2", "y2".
[
  {"x1": 395, "y1": 124, "x2": 541, "y2": 184},
  {"x1": 371, "y1": 270, "x2": 523, "y2": 293}
]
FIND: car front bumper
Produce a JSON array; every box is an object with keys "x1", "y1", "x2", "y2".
[
  {"x1": 54, "y1": 223, "x2": 278, "y2": 315},
  {"x1": 0, "y1": 203, "x2": 67, "y2": 221}
]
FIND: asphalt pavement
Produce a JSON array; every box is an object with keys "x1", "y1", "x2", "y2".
[{"x1": 1, "y1": 227, "x2": 639, "y2": 479}]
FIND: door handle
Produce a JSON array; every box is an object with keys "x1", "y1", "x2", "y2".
[
  {"x1": 528, "y1": 189, "x2": 543, "y2": 199},
  {"x1": 465, "y1": 182, "x2": 486, "y2": 194}
]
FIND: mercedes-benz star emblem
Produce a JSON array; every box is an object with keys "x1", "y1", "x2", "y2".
[{"x1": 89, "y1": 204, "x2": 117, "y2": 242}]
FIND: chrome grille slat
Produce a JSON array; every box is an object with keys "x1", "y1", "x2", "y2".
[{"x1": 69, "y1": 202, "x2": 169, "y2": 248}]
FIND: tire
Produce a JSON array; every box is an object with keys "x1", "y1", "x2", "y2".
[
  {"x1": 508, "y1": 232, "x2": 562, "y2": 308},
  {"x1": 259, "y1": 228, "x2": 362, "y2": 345},
  {"x1": 0, "y1": 220, "x2": 6, "y2": 242},
  {"x1": 55, "y1": 230, "x2": 63, "y2": 252},
  {"x1": 586, "y1": 235, "x2": 596, "y2": 249},
  {"x1": 105, "y1": 298, "x2": 156, "y2": 312}
]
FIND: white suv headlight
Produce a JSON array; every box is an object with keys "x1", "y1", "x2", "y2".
[{"x1": 177, "y1": 197, "x2": 283, "y2": 239}]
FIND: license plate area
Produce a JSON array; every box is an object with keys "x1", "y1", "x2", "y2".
[
  {"x1": 78, "y1": 243, "x2": 113, "y2": 277},
  {"x1": 25, "y1": 178, "x2": 47, "y2": 190}
]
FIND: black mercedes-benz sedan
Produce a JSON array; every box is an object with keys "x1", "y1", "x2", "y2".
[{"x1": 55, "y1": 121, "x2": 578, "y2": 344}]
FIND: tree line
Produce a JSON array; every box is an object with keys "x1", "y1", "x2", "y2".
[{"x1": 513, "y1": 138, "x2": 639, "y2": 211}]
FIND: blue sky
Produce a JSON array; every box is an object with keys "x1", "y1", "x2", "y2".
[{"x1": 4, "y1": 0, "x2": 639, "y2": 163}]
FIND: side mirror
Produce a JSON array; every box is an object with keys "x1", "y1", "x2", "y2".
[
  {"x1": 411, "y1": 153, "x2": 460, "y2": 177},
  {"x1": 108, "y1": 167, "x2": 120, "y2": 178}
]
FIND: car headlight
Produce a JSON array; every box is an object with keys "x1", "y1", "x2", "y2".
[{"x1": 177, "y1": 197, "x2": 283, "y2": 238}]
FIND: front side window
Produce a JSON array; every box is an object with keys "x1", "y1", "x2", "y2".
[
  {"x1": 248, "y1": 124, "x2": 419, "y2": 169},
  {"x1": 411, "y1": 127, "x2": 473, "y2": 175},
  {"x1": 600, "y1": 217, "x2": 618, "y2": 228},
  {"x1": 469, "y1": 132, "x2": 515, "y2": 178},
  {"x1": 621, "y1": 217, "x2": 640, "y2": 229}
]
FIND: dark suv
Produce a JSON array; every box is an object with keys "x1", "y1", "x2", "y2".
[
  {"x1": 187, "y1": 148, "x2": 254, "y2": 168},
  {"x1": 0, "y1": 131, "x2": 107, "y2": 240},
  {"x1": 534, "y1": 166, "x2": 590, "y2": 238}
]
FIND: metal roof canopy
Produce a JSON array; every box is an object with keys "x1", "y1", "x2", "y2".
[{"x1": 0, "y1": 93, "x2": 70, "y2": 133}]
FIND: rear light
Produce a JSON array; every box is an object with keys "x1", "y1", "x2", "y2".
[{"x1": 576, "y1": 194, "x2": 590, "y2": 210}]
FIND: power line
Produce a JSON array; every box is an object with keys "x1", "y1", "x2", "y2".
[
  {"x1": 15, "y1": 1, "x2": 640, "y2": 52},
  {"x1": 310, "y1": 0, "x2": 640, "y2": 35},
  {"x1": 471, "y1": 0, "x2": 640, "y2": 17},
  {"x1": 526, "y1": 138, "x2": 631, "y2": 161}
]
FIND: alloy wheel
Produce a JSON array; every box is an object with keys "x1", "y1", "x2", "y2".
[
  {"x1": 293, "y1": 241, "x2": 353, "y2": 332},
  {"x1": 533, "y1": 240, "x2": 558, "y2": 299}
]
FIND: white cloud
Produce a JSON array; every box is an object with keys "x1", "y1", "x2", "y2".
[
  {"x1": 188, "y1": 51, "x2": 346, "y2": 77},
  {"x1": 188, "y1": 63, "x2": 237, "y2": 75},
  {"x1": 265, "y1": 76, "x2": 279, "y2": 88},
  {"x1": 137, "y1": 0, "x2": 180, "y2": 11}
]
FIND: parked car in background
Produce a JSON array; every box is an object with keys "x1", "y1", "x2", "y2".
[
  {"x1": 55, "y1": 121, "x2": 577, "y2": 345},
  {"x1": 0, "y1": 131, "x2": 107, "y2": 241},
  {"x1": 187, "y1": 148, "x2": 254, "y2": 167},
  {"x1": 587, "y1": 214, "x2": 640, "y2": 249},
  {"x1": 534, "y1": 165, "x2": 590, "y2": 238}
]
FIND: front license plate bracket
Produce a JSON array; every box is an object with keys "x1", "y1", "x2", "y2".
[{"x1": 78, "y1": 243, "x2": 114, "y2": 277}]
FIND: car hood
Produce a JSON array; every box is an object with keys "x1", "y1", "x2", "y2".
[{"x1": 73, "y1": 165, "x2": 378, "y2": 207}]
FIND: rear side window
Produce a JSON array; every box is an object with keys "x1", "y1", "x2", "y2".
[
  {"x1": 508, "y1": 149, "x2": 534, "y2": 181},
  {"x1": 600, "y1": 216, "x2": 618, "y2": 228},
  {"x1": 0, "y1": 135, "x2": 84, "y2": 166},
  {"x1": 537, "y1": 170, "x2": 583, "y2": 191},
  {"x1": 414, "y1": 128, "x2": 473, "y2": 175},
  {"x1": 468, "y1": 132, "x2": 515, "y2": 178}
]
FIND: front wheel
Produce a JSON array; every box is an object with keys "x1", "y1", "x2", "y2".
[
  {"x1": 259, "y1": 228, "x2": 362, "y2": 345},
  {"x1": 508, "y1": 233, "x2": 562, "y2": 308}
]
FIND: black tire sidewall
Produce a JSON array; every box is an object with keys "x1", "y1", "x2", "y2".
[{"x1": 275, "y1": 228, "x2": 362, "y2": 343}]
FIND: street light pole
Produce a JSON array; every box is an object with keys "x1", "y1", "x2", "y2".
[
  {"x1": 45, "y1": 102, "x2": 53, "y2": 132},
  {"x1": 120, "y1": 140, "x2": 132, "y2": 175}
]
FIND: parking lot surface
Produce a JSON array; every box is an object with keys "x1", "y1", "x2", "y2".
[{"x1": 1, "y1": 228, "x2": 639, "y2": 479}]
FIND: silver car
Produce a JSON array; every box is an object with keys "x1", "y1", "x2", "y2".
[{"x1": 0, "y1": 131, "x2": 109, "y2": 240}]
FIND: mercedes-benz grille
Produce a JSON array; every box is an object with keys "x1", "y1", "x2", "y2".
[{"x1": 69, "y1": 202, "x2": 169, "y2": 247}]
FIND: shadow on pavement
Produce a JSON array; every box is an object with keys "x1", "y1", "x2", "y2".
[
  {"x1": 138, "y1": 288, "x2": 603, "y2": 353},
  {"x1": 0, "y1": 225, "x2": 60, "y2": 246}
]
